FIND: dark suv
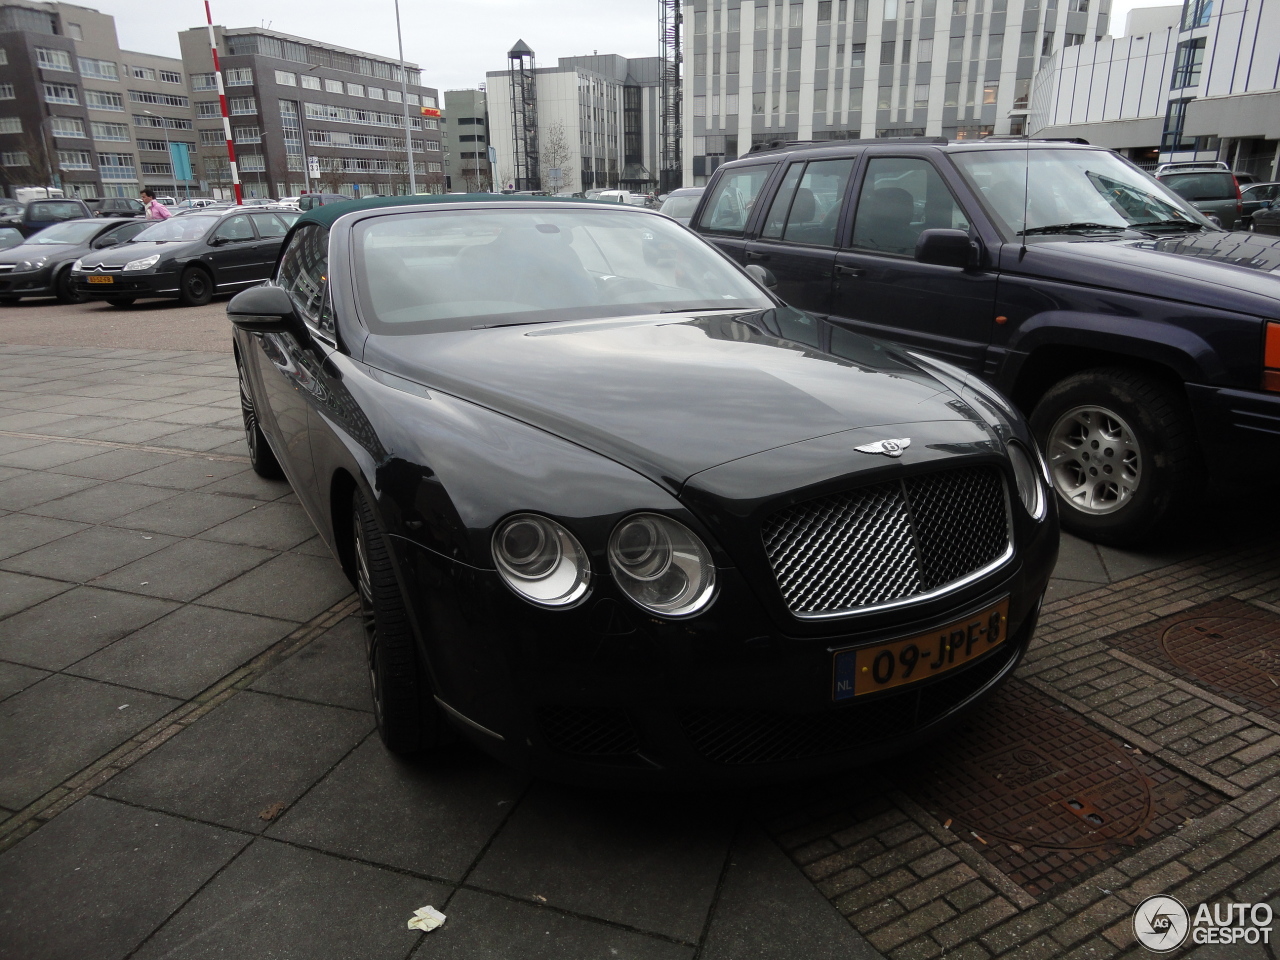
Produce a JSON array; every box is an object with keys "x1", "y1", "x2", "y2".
[{"x1": 691, "y1": 139, "x2": 1280, "y2": 546}]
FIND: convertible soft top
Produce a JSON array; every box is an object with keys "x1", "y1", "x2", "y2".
[{"x1": 294, "y1": 192, "x2": 606, "y2": 229}]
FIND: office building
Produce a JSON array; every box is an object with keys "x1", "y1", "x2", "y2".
[
  {"x1": 178, "y1": 25, "x2": 444, "y2": 199},
  {"x1": 442, "y1": 88, "x2": 492, "y2": 192},
  {"x1": 1030, "y1": 1, "x2": 1280, "y2": 177},
  {"x1": 0, "y1": 1, "x2": 195, "y2": 199},
  {"x1": 682, "y1": 0, "x2": 1112, "y2": 184},
  {"x1": 487, "y1": 46, "x2": 662, "y2": 194}
]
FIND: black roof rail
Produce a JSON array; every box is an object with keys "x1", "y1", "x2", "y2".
[
  {"x1": 981, "y1": 136, "x2": 1092, "y2": 145},
  {"x1": 746, "y1": 135, "x2": 950, "y2": 155}
]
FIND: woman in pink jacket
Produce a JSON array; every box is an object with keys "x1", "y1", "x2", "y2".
[{"x1": 140, "y1": 189, "x2": 171, "y2": 220}]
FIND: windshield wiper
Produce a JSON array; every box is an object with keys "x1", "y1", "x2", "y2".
[
  {"x1": 1128, "y1": 218, "x2": 1203, "y2": 231},
  {"x1": 1018, "y1": 222, "x2": 1128, "y2": 236}
]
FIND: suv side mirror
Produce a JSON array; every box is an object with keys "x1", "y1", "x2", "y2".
[
  {"x1": 745, "y1": 263, "x2": 778, "y2": 290},
  {"x1": 915, "y1": 229, "x2": 977, "y2": 269},
  {"x1": 227, "y1": 284, "x2": 306, "y2": 338}
]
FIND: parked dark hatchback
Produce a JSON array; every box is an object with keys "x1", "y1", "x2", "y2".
[
  {"x1": 1253, "y1": 198, "x2": 1280, "y2": 237},
  {"x1": 0, "y1": 198, "x2": 93, "y2": 238},
  {"x1": 0, "y1": 218, "x2": 150, "y2": 303},
  {"x1": 691, "y1": 140, "x2": 1280, "y2": 546},
  {"x1": 72, "y1": 207, "x2": 299, "y2": 306},
  {"x1": 229, "y1": 195, "x2": 1057, "y2": 784},
  {"x1": 1240, "y1": 182, "x2": 1280, "y2": 228},
  {"x1": 85, "y1": 197, "x2": 146, "y2": 218}
]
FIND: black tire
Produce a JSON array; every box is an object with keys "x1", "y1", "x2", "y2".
[
  {"x1": 353, "y1": 488, "x2": 447, "y2": 755},
  {"x1": 178, "y1": 266, "x2": 213, "y2": 307},
  {"x1": 1030, "y1": 368, "x2": 1200, "y2": 547},
  {"x1": 237, "y1": 359, "x2": 285, "y2": 480},
  {"x1": 54, "y1": 266, "x2": 84, "y2": 304},
  {"x1": 105, "y1": 297, "x2": 135, "y2": 308}
]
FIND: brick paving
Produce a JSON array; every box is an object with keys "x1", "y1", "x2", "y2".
[{"x1": 1, "y1": 335, "x2": 1278, "y2": 958}]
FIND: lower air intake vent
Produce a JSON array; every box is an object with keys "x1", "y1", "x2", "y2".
[{"x1": 537, "y1": 706, "x2": 639, "y2": 757}]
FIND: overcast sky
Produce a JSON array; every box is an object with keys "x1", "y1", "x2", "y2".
[{"x1": 87, "y1": 0, "x2": 1177, "y2": 93}]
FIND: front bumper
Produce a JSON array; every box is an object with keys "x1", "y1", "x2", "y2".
[
  {"x1": 0, "y1": 267, "x2": 56, "y2": 297},
  {"x1": 390, "y1": 515, "x2": 1057, "y2": 787},
  {"x1": 1186, "y1": 382, "x2": 1280, "y2": 472},
  {"x1": 73, "y1": 269, "x2": 180, "y2": 299}
]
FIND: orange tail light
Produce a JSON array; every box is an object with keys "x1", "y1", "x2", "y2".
[{"x1": 1266, "y1": 322, "x2": 1280, "y2": 392}]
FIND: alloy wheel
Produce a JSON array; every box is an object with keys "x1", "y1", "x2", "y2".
[
  {"x1": 353, "y1": 509, "x2": 385, "y2": 727},
  {"x1": 238, "y1": 364, "x2": 261, "y2": 461},
  {"x1": 1045, "y1": 405, "x2": 1142, "y2": 515}
]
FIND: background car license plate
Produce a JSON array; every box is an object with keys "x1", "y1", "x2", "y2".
[
  {"x1": 833, "y1": 598, "x2": 1009, "y2": 700},
  {"x1": 87, "y1": 275, "x2": 113, "y2": 284}
]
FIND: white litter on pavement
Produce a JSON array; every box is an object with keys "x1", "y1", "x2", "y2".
[{"x1": 407, "y1": 905, "x2": 446, "y2": 933}]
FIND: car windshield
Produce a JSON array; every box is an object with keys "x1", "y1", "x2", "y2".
[
  {"x1": 30, "y1": 220, "x2": 102, "y2": 245},
  {"x1": 29, "y1": 201, "x2": 84, "y2": 221},
  {"x1": 354, "y1": 207, "x2": 772, "y2": 334},
  {"x1": 1160, "y1": 172, "x2": 1237, "y2": 201},
  {"x1": 131, "y1": 215, "x2": 219, "y2": 242},
  {"x1": 950, "y1": 148, "x2": 1211, "y2": 238},
  {"x1": 660, "y1": 196, "x2": 702, "y2": 218}
]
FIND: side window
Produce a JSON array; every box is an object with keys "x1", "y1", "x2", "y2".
[
  {"x1": 105, "y1": 221, "x2": 149, "y2": 243},
  {"x1": 249, "y1": 213, "x2": 289, "y2": 238},
  {"x1": 782, "y1": 158, "x2": 856, "y2": 246},
  {"x1": 761, "y1": 164, "x2": 804, "y2": 238},
  {"x1": 277, "y1": 223, "x2": 331, "y2": 332},
  {"x1": 213, "y1": 214, "x2": 255, "y2": 242},
  {"x1": 850, "y1": 157, "x2": 970, "y2": 256},
  {"x1": 696, "y1": 164, "x2": 775, "y2": 235}
]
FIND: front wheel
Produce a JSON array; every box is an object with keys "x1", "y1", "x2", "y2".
[
  {"x1": 237, "y1": 359, "x2": 285, "y2": 480},
  {"x1": 54, "y1": 266, "x2": 84, "y2": 304},
  {"x1": 178, "y1": 267, "x2": 212, "y2": 307},
  {"x1": 353, "y1": 488, "x2": 448, "y2": 755},
  {"x1": 1030, "y1": 368, "x2": 1200, "y2": 547}
]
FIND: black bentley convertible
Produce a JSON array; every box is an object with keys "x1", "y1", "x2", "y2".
[{"x1": 230, "y1": 195, "x2": 1058, "y2": 784}]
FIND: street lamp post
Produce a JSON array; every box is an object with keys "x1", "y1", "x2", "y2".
[
  {"x1": 394, "y1": 0, "x2": 417, "y2": 196},
  {"x1": 38, "y1": 116, "x2": 63, "y2": 194}
]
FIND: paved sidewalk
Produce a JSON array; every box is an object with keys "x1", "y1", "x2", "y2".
[{"x1": 0, "y1": 343, "x2": 1278, "y2": 960}]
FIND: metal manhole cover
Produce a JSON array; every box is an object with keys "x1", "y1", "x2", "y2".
[
  {"x1": 898, "y1": 681, "x2": 1221, "y2": 897},
  {"x1": 1105, "y1": 597, "x2": 1280, "y2": 720}
]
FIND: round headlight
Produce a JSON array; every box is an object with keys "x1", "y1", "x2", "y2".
[
  {"x1": 1007, "y1": 441, "x2": 1045, "y2": 519},
  {"x1": 492, "y1": 514, "x2": 590, "y2": 608},
  {"x1": 608, "y1": 513, "x2": 716, "y2": 618}
]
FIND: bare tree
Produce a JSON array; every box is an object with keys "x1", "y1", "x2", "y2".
[{"x1": 539, "y1": 120, "x2": 574, "y2": 195}]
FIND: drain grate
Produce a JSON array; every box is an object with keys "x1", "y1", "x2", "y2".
[
  {"x1": 1104, "y1": 597, "x2": 1280, "y2": 720},
  {"x1": 898, "y1": 681, "x2": 1222, "y2": 897}
]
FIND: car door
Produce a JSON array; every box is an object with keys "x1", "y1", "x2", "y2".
[
  {"x1": 206, "y1": 213, "x2": 260, "y2": 288},
  {"x1": 248, "y1": 213, "x2": 292, "y2": 280},
  {"x1": 742, "y1": 156, "x2": 857, "y2": 313},
  {"x1": 829, "y1": 154, "x2": 998, "y2": 373},
  {"x1": 693, "y1": 162, "x2": 780, "y2": 265}
]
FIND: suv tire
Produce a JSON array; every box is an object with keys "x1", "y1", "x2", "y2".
[
  {"x1": 1030, "y1": 368, "x2": 1199, "y2": 547},
  {"x1": 352, "y1": 488, "x2": 449, "y2": 755}
]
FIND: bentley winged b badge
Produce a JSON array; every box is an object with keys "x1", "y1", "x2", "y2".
[{"x1": 854, "y1": 438, "x2": 911, "y2": 458}]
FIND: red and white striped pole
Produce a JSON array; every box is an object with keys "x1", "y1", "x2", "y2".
[{"x1": 204, "y1": 1, "x2": 242, "y2": 205}]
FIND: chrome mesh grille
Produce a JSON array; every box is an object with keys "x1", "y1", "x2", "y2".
[{"x1": 762, "y1": 465, "x2": 1009, "y2": 616}]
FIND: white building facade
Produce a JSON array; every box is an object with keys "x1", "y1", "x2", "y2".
[
  {"x1": 487, "y1": 52, "x2": 662, "y2": 194},
  {"x1": 1030, "y1": 1, "x2": 1280, "y2": 177},
  {"x1": 683, "y1": 0, "x2": 1113, "y2": 185}
]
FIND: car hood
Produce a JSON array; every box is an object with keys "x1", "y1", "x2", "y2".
[
  {"x1": 361, "y1": 310, "x2": 987, "y2": 489},
  {"x1": 80, "y1": 240, "x2": 193, "y2": 266},
  {"x1": 0, "y1": 242, "x2": 79, "y2": 265},
  {"x1": 1004, "y1": 230, "x2": 1280, "y2": 314}
]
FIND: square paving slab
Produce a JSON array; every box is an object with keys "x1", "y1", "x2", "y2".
[
  {"x1": 0, "y1": 524, "x2": 177, "y2": 583},
  {"x1": 89, "y1": 537, "x2": 274, "y2": 603},
  {"x1": 249, "y1": 617, "x2": 374, "y2": 712}
]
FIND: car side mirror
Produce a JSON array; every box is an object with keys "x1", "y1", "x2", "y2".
[
  {"x1": 915, "y1": 229, "x2": 978, "y2": 269},
  {"x1": 94, "y1": 237, "x2": 120, "y2": 248},
  {"x1": 745, "y1": 263, "x2": 778, "y2": 290},
  {"x1": 227, "y1": 284, "x2": 306, "y2": 338}
]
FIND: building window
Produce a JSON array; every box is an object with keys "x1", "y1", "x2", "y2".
[
  {"x1": 1041, "y1": 32, "x2": 1055, "y2": 55},
  {"x1": 35, "y1": 47, "x2": 73, "y2": 71},
  {"x1": 239, "y1": 154, "x2": 265, "y2": 172},
  {"x1": 1064, "y1": 33, "x2": 1085, "y2": 46},
  {"x1": 141, "y1": 162, "x2": 172, "y2": 175},
  {"x1": 819, "y1": 0, "x2": 833, "y2": 21},
  {"x1": 57, "y1": 150, "x2": 92, "y2": 170},
  {"x1": 130, "y1": 90, "x2": 190, "y2": 107},
  {"x1": 191, "y1": 73, "x2": 217, "y2": 91},
  {"x1": 134, "y1": 115, "x2": 192, "y2": 130},
  {"x1": 915, "y1": 83, "x2": 930, "y2": 106},
  {"x1": 949, "y1": 36, "x2": 965, "y2": 61},
  {"x1": 200, "y1": 128, "x2": 225, "y2": 146},
  {"x1": 136, "y1": 139, "x2": 172, "y2": 151},
  {"x1": 86, "y1": 89, "x2": 124, "y2": 110},
  {"x1": 428, "y1": 162, "x2": 442, "y2": 173},
  {"x1": 229, "y1": 97, "x2": 257, "y2": 115},
  {"x1": 881, "y1": 40, "x2": 896, "y2": 63},
  {"x1": 916, "y1": 38, "x2": 933, "y2": 61},
  {"x1": 43, "y1": 83, "x2": 79, "y2": 105},
  {"x1": 90, "y1": 121, "x2": 128, "y2": 140},
  {"x1": 347, "y1": 83, "x2": 364, "y2": 97},
  {"x1": 79, "y1": 57, "x2": 118, "y2": 81},
  {"x1": 728, "y1": 6, "x2": 741, "y2": 30},
  {"x1": 159, "y1": 69, "x2": 182, "y2": 84},
  {"x1": 66, "y1": 22, "x2": 83, "y2": 40},
  {"x1": 1009, "y1": 115, "x2": 1026, "y2": 135},
  {"x1": 851, "y1": 43, "x2": 866, "y2": 67},
  {"x1": 0, "y1": 84, "x2": 12, "y2": 100},
  {"x1": 368, "y1": 86, "x2": 384, "y2": 99},
  {"x1": 275, "y1": 70, "x2": 297, "y2": 86},
  {"x1": 1162, "y1": 97, "x2": 1195, "y2": 149},
  {"x1": 97, "y1": 152, "x2": 136, "y2": 181},
  {"x1": 694, "y1": 95, "x2": 706, "y2": 117},
  {"x1": 300, "y1": 74, "x2": 321, "y2": 91},
  {"x1": 424, "y1": 140, "x2": 441, "y2": 151},
  {"x1": 386, "y1": 89, "x2": 402, "y2": 103},
  {"x1": 233, "y1": 125, "x2": 261, "y2": 143},
  {"x1": 0, "y1": 50, "x2": 7, "y2": 66},
  {"x1": 196, "y1": 101, "x2": 222, "y2": 119},
  {"x1": 1181, "y1": 0, "x2": 1212, "y2": 28},
  {"x1": 131, "y1": 65, "x2": 155, "y2": 81},
  {"x1": 1171, "y1": 37, "x2": 1206, "y2": 88},
  {"x1": 0, "y1": 116, "x2": 21, "y2": 134},
  {"x1": 983, "y1": 82, "x2": 998, "y2": 103},
  {"x1": 225, "y1": 68, "x2": 253, "y2": 86},
  {"x1": 789, "y1": 2, "x2": 804, "y2": 26},
  {"x1": 1, "y1": 150, "x2": 28, "y2": 166},
  {"x1": 324, "y1": 78, "x2": 344, "y2": 94},
  {"x1": 726, "y1": 93, "x2": 739, "y2": 113}
]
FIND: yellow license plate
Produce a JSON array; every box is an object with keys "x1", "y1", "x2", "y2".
[
  {"x1": 833, "y1": 598, "x2": 1009, "y2": 699},
  {"x1": 87, "y1": 275, "x2": 114, "y2": 284}
]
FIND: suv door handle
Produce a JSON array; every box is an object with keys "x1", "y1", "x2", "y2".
[
  {"x1": 834, "y1": 264, "x2": 864, "y2": 277},
  {"x1": 745, "y1": 250, "x2": 771, "y2": 261}
]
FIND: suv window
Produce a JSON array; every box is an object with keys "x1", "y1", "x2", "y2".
[
  {"x1": 850, "y1": 157, "x2": 969, "y2": 256},
  {"x1": 697, "y1": 164, "x2": 775, "y2": 235},
  {"x1": 760, "y1": 158, "x2": 857, "y2": 246},
  {"x1": 1160, "y1": 172, "x2": 1236, "y2": 201},
  {"x1": 277, "y1": 223, "x2": 331, "y2": 332}
]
